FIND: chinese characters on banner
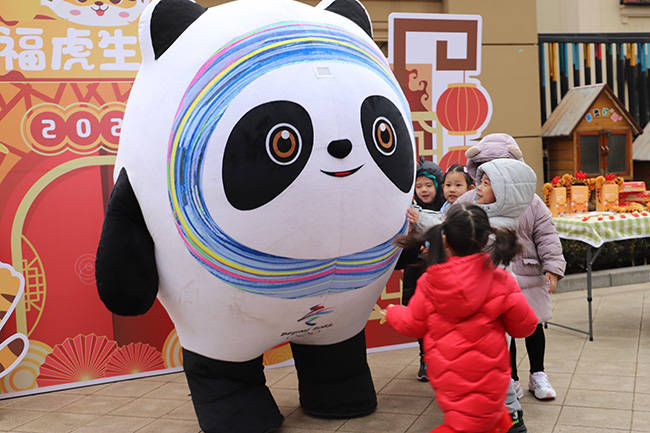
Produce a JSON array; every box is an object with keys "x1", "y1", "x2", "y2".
[{"x1": 0, "y1": 27, "x2": 140, "y2": 73}]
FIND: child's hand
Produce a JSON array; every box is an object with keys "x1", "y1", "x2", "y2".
[
  {"x1": 377, "y1": 304, "x2": 395, "y2": 324},
  {"x1": 378, "y1": 304, "x2": 396, "y2": 318},
  {"x1": 379, "y1": 304, "x2": 396, "y2": 316},
  {"x1": 406, "y1": 208, "x2": 419, "y2": 225},
  {"x1": 545, "y1": 272, "x2": 558, "y2": 293}
]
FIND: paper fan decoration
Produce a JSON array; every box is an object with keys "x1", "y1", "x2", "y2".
[
  {"x1": 36, "y1": 334, "x2": 117, "y2": 386},
  {"x1": 105, "y1": 343, "x2": 165, "y2": 376},
  {"x1": 162, "y1": 329, "x2": 182, "y2": 368},
  {"x1": 263, "y1": 342, "x2": 293, "y2": 366}
]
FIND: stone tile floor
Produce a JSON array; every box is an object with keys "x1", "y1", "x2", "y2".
[{"x1": 1, "y1": 281, "x2": 650, "y2": 432}]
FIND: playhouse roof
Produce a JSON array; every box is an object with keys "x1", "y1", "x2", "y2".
[
  {"x1": 633, "y1": 121, "x2": 650, "y2": 161},
  {"x1": 541, "y1": 83, "x2": 641, "y2": 138}
]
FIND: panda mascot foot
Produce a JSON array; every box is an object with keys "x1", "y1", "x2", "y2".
[
  {"x1": 290, "y1": 329, "x2": 377, "y2": 418},
  {"x1": 183, "y1": 349, "x2": 284, "y2": 433}
]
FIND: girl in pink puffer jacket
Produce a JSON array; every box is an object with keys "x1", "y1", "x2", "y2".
[{"x1": 458, "y1": 133, "x2": 566, "y2": 402}]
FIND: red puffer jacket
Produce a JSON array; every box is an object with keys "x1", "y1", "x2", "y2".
[{"x1": 386, "y1": 253, "x2": 537, "y2": 433}]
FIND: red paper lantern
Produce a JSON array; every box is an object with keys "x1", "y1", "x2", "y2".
[
  {"x1": 436, "y1": 83, "x2": 489, "y2": 135},
  {"x1": 438, "y1": 145, "x2": 470, "y2": 172}
]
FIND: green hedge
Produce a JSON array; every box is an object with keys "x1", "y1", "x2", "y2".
[{"x1": 561, "y1": 238, "x2": 650, "y2": 274}]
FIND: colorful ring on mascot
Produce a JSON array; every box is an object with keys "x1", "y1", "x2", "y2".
[{"x1": 167, "y1": 22, "x2": 410, "y2": 299}]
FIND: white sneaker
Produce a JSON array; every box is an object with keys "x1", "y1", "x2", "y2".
[
  {"x1": 529, "y1": 372, "x2": 556, "y2": 400},
  {"x1": 513, "y1": 380, "x2": 524, "y2": 399}
]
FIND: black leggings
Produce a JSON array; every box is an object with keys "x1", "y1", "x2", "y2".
[{"x1": 510, "y1": 323, "x2": 545, "y2": 381}]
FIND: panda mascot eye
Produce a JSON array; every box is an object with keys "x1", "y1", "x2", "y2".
[
  {"x1": 361, "y1": 95, "x2": 414, "y2": 193},
  {"x1": 372, "y1": 116, "x2": 395, "y2": 156},
  {"x1": 266, "y1": 123, "x2": 302, "y2": 165},
  {"x1": 223, "y1": 100, "x2": 313, "y2": 211}
]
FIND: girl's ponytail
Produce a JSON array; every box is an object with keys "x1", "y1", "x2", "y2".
[
  {"x1": 487, "y1": 227, "x2": 521, "y2": 266},
  {"x1": 394, "y1": 224, "x2": 447, "y2": 272},
  {"x1": 394, "y1": 231, "x2": 426, "y2": 252},
  {"x1": 444, "y1": 204, "x2": 521, "y2": 266}
]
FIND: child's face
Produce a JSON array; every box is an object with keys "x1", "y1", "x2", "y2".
[
  {"x1": 443, "y1": 171, "x2": 471, "y2": 204},
  {"x1": 476, "y1": 174, "x2": 496, "y2": 204},
  {"x1": 415, "y1": 176, "x2": 437, "y2": 204}
]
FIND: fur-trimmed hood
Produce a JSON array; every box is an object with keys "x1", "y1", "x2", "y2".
[{"x1": 473, "y1": 159, "x2": 536, "y2": 230}]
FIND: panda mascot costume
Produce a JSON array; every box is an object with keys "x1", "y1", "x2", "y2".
[{"x1": 95, "y1": 0, "x2": 415, "y2": 431}]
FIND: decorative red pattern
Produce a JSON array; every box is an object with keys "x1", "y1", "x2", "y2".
[
  {"x1": 105, "y1": 343, "x2": 165, "y2": 376},
  {"x1": 36, "y1": 334, "x2": 118, "y2": 386}
]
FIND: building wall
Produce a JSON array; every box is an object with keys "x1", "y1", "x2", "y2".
[
  {"x1": 538, "y1": 0, "x2": 650, "y2": 33},
  {"x1": 197, "y1": 0, "x2": 543, "y2": 188}
]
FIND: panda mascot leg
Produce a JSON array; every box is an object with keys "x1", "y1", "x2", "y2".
[
  {"x1": 182, "y1": 350, "x2": 284, "y2": 433},
  {"x1": 291, "y1": 329, "x2": 376, "y2": 418}
]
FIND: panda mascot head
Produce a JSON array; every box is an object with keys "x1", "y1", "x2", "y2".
[{"x1": 96, "y1": 0, "x2": 415, "y2": 430}]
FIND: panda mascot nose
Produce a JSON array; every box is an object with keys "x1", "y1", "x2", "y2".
[{"x1": 327, "y1": 139, "x2": 352, "y2": 159}]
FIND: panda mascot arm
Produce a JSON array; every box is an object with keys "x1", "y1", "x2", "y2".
[{"x1": 95, "y1": 168, "x2": 158, "y2": 315}]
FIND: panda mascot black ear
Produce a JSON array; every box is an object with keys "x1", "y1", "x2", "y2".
[
  {"x1": 318, "y1": 0, "x2": 373, "y2": 38},
  {"x1": 149, "y1": 0, "x2": 207, "y2": 59}
]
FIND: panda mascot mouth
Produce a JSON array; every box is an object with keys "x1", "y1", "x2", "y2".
[{"x1": 321, "y1": 165, "x2": 363, "y2": 177}]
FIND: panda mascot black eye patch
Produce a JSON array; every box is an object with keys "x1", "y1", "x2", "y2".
[
  {"x1": 361, "y1": 95, "x2": 414, "y2": 192},
  {"x1": 223, "y1": 101, "x2": 313, "y2": 211}
]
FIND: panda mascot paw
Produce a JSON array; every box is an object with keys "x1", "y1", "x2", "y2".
[{"x1": 95, "y1": 0, "x2": 415, "y2": 432}]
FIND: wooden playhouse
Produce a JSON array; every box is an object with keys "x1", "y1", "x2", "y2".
[{"x1": 542, "y1": 83, "x2": 642, "y2": 180}]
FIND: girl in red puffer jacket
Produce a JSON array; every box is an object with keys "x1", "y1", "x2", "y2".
[{"x1": 383, "y1": 204, "x2": 538, "y2": 433}]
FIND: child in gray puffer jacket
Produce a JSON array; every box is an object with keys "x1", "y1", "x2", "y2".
[{"x1": 456, "y1": 133, "x2": 566, "y2": 433}]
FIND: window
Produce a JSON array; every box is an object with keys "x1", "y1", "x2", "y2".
[
  {"x1": 607, "y1": 133, "x2": 627, "y2": 173},
  {"x1": 579, "y1": 134, "x2": 601, "y2": 175}
]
